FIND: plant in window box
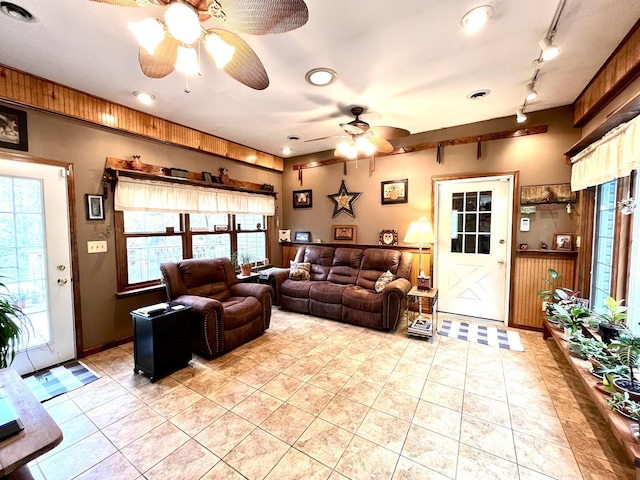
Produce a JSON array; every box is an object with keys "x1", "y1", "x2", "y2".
[
  {"x1": 0, "y1": 277, "x2": 33, "y2": 368},
  {"x1": 608, "y1": 333, "x2": 640, "y2": 401},
  {"x1": 538, "y1": 269, "x2": 582, "y2": 320},
  {"x1": 608, "y1": 392, "x2": 640, "y2": 441},
  {"x1": 596, "y1": 296, "x2": 628, "y2": 344},
  {"x1": 550, "y1": 303, "x2": 591, "y2": 340},
  {"x1": 567, "y1": 332, "x2": 607, "y2": 360},
  {"x1": 231, "y1": 251, "x2": 253, "y2": 276}
]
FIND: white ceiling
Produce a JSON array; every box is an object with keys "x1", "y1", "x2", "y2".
[{"x1": 0, "y1": 1, "x2": 638, "y2": 159}]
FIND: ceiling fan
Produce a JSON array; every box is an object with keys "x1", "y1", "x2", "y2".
[
  {"x1": 306, "y1": 106, "x2": 410, "y2": 158},
  {"x1": 92, "y1": 0, "x2": 309, "y2": 91}
]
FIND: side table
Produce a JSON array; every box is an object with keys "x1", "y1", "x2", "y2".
[
  {"x1": 406, "y1": 287, "x2": 439, "y2": 342},
  {"x1": 131, "y1": 303, "x2": 192, "y2": 383}
]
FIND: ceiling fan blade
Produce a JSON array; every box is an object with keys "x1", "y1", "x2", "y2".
[
  {"x1": 208, "y1": 29, "x2": 269, "y2": 90},
  {"x1": 369, "y1": 135, "x2": 394, "y2": 154},
  {"x1": 209, "y1": 0, "x2": 309, "y2": 35},
  {"x1": 305, "y1": 134, "x2": 346, "y2": 143},
  {"x1": 90, "y1": 0, "x2": 165, "y2": 6},
  {"x1": 139, "y1": 35, "x2": 179, "y2": 78},
  {"x1": 370, "y1": 126, "x2": 410, "y2": 139}
]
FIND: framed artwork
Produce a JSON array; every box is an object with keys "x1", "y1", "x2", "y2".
[
  {"x1": 278, "y1": 229, "x2": 291, "y2": 242},
  {"x1": 294, "y1": 231, "x2": 311, "y2": 242},
  {"x1": 378, "y1": 229, "x2": 398, "y2": 246},
  {"x1": 331, "y1": 225, "x2": 357, "y2": 243},
  {"x1": 202, "y1": 171, "x2": 213, "y2": 182},
  {"x1": 85, "y1": 194, "x2": 104, "y2": 221},
  {"x1": 0, "y1": 105, "x2": 28, "y2": 151},
  {"x1": 553, "y1": 233, "x2": 573, "y2": 250},
  {"x1": 293, "y1": 189, "x2": 313, "y2": 208},
  {"x1": 381, "y1": 179, "x2": 408, "y2": 205},
  {"x1": 521, "y1": 184, "x2": 576, "y2": 205}
]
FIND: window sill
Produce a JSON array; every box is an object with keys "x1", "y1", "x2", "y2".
[{"x1": 116, "y1": 284, "x2": 165, "y2": 298}]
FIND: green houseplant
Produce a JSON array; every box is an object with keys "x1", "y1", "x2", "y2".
[
  {"x1": 550, "y1": 303, "x2": 591, "y2": 339},
  {"x1": 231, "y1": 251, "x2": 253, "y2": 276},
  {"x1": 0, "y1": 277, "x2": 31, "y2": 368},
  {"x1": 608, "y1": 333, "x2": 640, "y2": 401},
  {"x1": 597, "y1": 296, "x2": 628, "y2": 344}
]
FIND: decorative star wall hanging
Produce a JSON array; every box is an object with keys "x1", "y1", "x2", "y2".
[{"x1": 327, "y1": 180, "x2": 362, "y2": 218}]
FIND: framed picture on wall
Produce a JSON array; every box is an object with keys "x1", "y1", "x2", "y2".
[
  {"x1": 381, "y1": 179, "x2": 408, "y2": 205},
  {"x1": 293, "y1": 189, "x2": 312, "y2": 208},
  {"x1": 553, "y1": 233, "x2": 573, "y2": 250},
  {"x1": 331, "y1": 225, "x2": 357, "y2": 243},
  {"x1": 378, "y1": 229, "x2": 398, "y2": 246},
  {"x1": 85, "y1": 194, "x2": 104, "y2": 221},
  {"x1": 0, "y1": 105, "x2": 28, "y2": 151},
  {"x1": 521, "y1": 184, "x2": 576, "y2": 205}
]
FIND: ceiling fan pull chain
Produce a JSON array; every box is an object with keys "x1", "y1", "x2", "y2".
[
  {"x1": 477, "y1": 136, "x2": 482, "y2": 159},
  {"x1": 343, "y1": 161, "x2": 347, "y2": 176},
  {"x1": 436, "y1": 143, "x2": 442, "y2": 164},
  {"x1": 184, "y1": 74, "x2": 191, "y2": 94},
  {"x1": 298, "y1": 167, "x2": 302, "y2": 185},
  {"x1": 370, "y1": 154, "x2": 375, "y2": 174}
]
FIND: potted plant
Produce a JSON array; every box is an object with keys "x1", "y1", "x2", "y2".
[
  {"x1": 567, "y1": 332, "x2": 606, "y2": 360},
  {"x1": 538, "y1": 269, "x2": 584, "y2": 319},
  {"x1": 238, "y1": 252, "x2": 253, "y2": 276},
  {"x1": 550, "y1": 303, "x2": 591, "y2": 339},
  {"x1": 597, "y1": 296, "x2": 628, "y2": 344},
  {"x1": 608, "y1": 333, "x2": 640, "y2": 401},
  {"x1": 608, "y1": 391, "x2": 640, "y2": 441},
  {"x1": 0, "y1": 277, "x2": 31, "y2": 368}
]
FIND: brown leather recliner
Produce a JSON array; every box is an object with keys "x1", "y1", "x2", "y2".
[{"x1": 160, "y1": 258, "x2": 273, "y2": 358}]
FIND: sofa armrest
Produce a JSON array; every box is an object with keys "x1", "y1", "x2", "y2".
[
  {"x1": 230, "y1": 282, "x2": 273, "y2": 301},
  {"x1": 380, "y1": 278, "x2": 412, "y2": 330},
  {"x1": 172, "y1": 294, "x2": 223, "y2": 316},
  {"x1": 383, "y1": 278, "x2": 412, "y2": 296},
  {"x1": 171, "y1": 295, "x2": 224, "y2": 358}
]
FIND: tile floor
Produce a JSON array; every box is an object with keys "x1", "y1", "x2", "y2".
[{"x1": 26, "y1": 307, "x2": 635, "y2": 479}]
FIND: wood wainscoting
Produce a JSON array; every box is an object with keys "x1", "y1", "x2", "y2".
[{"x1": 511, "y1": 249, "x2": 578, "y2": 330}]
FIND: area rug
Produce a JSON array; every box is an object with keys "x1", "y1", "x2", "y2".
[
  {"x1": 24, "y1": 361, "x2": 100, "y2": 403},
  {"x1": 438, "y1": 319, "x2": 525, "y2": 351}
]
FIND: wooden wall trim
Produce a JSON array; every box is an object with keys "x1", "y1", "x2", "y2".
[
  {"x1": 573, "y1": 19, "x2": 640, "y2": 127},
  {"x1": 0, "y1": 65, "x2": 284, "y2": 172}
]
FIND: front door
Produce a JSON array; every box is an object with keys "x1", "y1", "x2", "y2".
[
  {"x1": 435, "y1": 176, "x2": 513, "y2": 323},
  {"x1": 0, "y1": 158, "x2": 75, "y2": 374}
]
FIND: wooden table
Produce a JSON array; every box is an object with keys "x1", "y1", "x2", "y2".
[
  {"x1": 543, "y1": 318, "x2": 640, "y2": 478},
  {"x1": 0, "y1": 368, "x2": 63, "y2": 477}
]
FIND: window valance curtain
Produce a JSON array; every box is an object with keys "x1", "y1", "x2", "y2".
[
  {"x1": 114, "y1": 177, "x2": 275, "y2": 215},
  {"x1": 571, "y1": 113, "x2": 640, "y2": 191}
]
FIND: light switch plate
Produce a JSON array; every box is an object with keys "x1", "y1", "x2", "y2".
[
  {"x1": 520, "y1": 218, "x2": 530, "y2": 232},
  {"x1": 88, "y1": 241, "x2": 107, "y2": 253}
]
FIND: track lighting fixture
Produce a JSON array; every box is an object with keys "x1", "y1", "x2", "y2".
[
  {"x1": 539, "y1": 37, "x2": 559, "y2": 61},
  {"x1": 516, "y1": 107, "x2": 527, "y2": 123},
  {"x1": 525, "y1": 83, "x2": 538, "y2": 101}
]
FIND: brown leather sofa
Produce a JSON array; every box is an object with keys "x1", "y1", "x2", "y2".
[
  {"x1": 160, "y1": 258, "x2": 273, "y2": 358},
  {"x1": 265, "y1": 246, "x2": 412, "y2": 330}
]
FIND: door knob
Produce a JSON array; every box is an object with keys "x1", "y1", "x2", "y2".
[
  {"x1": 57, "y1": 265, "x2": 66, "y2": 271},
  {"x1": 498, "y1": 260, "x2": 505, "y2": 264},
  {"x1": 57, "y1": 278, "x2": 68, "y2": 285}
]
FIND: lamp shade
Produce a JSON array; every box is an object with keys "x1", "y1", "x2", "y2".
[
  {"x1": 165, "y1": 1, "x2": 201, "y2": 45},
  {"x1": 403, "y1": 217, "x2": 435, "y2": 245},
  {"x1": 128, "y1": 18, "x2": 165, "y2": 55}
]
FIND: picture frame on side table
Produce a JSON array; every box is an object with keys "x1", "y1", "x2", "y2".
[
  {"x1": 86, "y1": 194, "x2": 105, "y2": 221},
  {"x1": 0, "y1": 105, "x2": 28, "y2": 151},
  {"x1": 202, "y1": 171, "x2": 213, "y2": 182},
  {"x1": 293, "y1": 190, "x2": 312, "y2": 208},
  {"x1": 381, "y1": 179, "x2": 408, "y2": 205},
  {"x1": 553, "y1": 233, "x2": 573, "y2": 250},
  {"x1": 331, "y1": 225, "x2": 357, "y2": 243},
  {"x1": 294, "y1": 231, "x2": 311, "y2": 242}
]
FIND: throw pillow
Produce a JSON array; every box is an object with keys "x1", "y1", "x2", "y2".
[
  {"x1": 289, "y1": 261, "x2": 311, "y2": 281},
  {"x1": 375, "y1": 270, "x2": 394, "y2": 292}
]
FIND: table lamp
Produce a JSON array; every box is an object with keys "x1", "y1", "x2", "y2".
[{"x1": 403, "y1": 217, "x2": 435, "y2": 289}]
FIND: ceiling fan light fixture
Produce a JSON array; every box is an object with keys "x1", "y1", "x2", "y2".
[
  {"x1": 337, "y1": 140, "x2": 357, "y2": 159},
  {"x1": 539, "y1": 37, "x2": 559, "y2": 61},
  {"x1": 175, "y1": 45, "x2": 199, "y2": 75},
  {"x1": 128, "y1": 18, "x2": 165, "y2": 55},
  {"x1": 356, "y1": 137, "x2": 376, "y2": 156},
  {"x1": 525, "y1": 83, "x2": 538, "y2": 101},
  {"x1": 133, "y1": 91, "x2": 156, "y2": 105},
  {"x1": 305, "y1": 68, "x2": 338, "y2": 87},
  {"x1": 165, "y1": 1, "x2": 201, "y2": 45},
  {"x1": 281, "y1": 146, "x2": 292, "y2": 155},
  {"x1": 460, "y1": 5, "x2": 494, "y2": 33},
  {"x1": 204, "y1": 31, "x2": 236, "y2": 68},
  {"x1": 516, "y1": 107, "x2": 527, "y2": 123}
]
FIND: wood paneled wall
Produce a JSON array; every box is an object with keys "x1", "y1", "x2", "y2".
[
  {"x1": 511, "y1": 251, "x2": 577, "y2": 329},
  {"x1": 0, "y1": 66, "x2": 283, "y2": 171},
  {"x1": 573, "y1": 19, "x2": 640, "y2": 127}
]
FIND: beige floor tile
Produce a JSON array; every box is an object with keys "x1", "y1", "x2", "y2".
[
  {"x1": 231, "y1": 390, "x2": 283, "y2": 425},
  {"x1": 462, "y1": 391, "x2": 511, "y2": 428},
  {"x1": 460, "y1": 414, "x2": 516, "y2": 462},
  {"x1": 372, "y1": 387, "x2": 419, "y2": 421},
  {"x1": 259, "y1": 351, "x2": 299, "y2": 372},
  {"x1": 101, "y1": 405, "x2": 165, "y2": 449},
  {"x1": 85, "y1": 391, "x2": 144, "y2": 429},
  {"x1": 325, "y1": 355, "x2": 364, "y2": 376},
  {"x1": 260, "y1": 373, "x2": 305, "y2": 400},
  {"x1": 207, "y1": 378, "x2": 256, "y2": 409},
  {"x1": 217, "y1": 355, "x2": 257, "y2": 377},
  {"x1": 39, "y1": 413, "x2": 98, "y2": 462},
  {"x1": 261, "y1": 403, "x2": 316, "y2": 444},
  {"x1": 179, "y1": 368, "x2": 232, "y2": 396},
  {"x1": 392, "y1": 456, "x2": 450, "y2": 479},
  {"x1": 309, "y1": 367, "x2": 351, "y2": 393},
  {"x1": 74, "y1": 452, "x2": 140, "y2": 480},
  {"x1": 144, "y1": 439, "x2": 219, "y2": 480},
  {"x1": 427, "y1": 365, "x2": 466, "y2": 390},
  {"x1": 465, "y1": 371, "x2": 508, "y2": 402},
  {"x1": 170, "y1": 397, "x2": 227, "y2": 437},
  {"x1": 195, "y1": 411, "x2": 256, "y2": 458},
  {"x1": 517, "y1": 465, "x2": 557, "y2": 479},
  {"x1": 131, "y1": 376, "x2": 181, "y2": 404},
  {"x1": 224, "y1": 428, "x2": 290, "y2": 479},
  {"x1": 338, "y1": 377, "x2": 383, "y2": 406},
  {"x1": 148, "y1": 384, "x2": 203, "y2": 418},
  {"x1": 513, "y1": 431, "x2": 583, "y2": 480},
  {"x1": 456, "y1": 443, "x2": 519, "y2": 479},
  {"x1": 70, "y1": 379, "x2": 128, "y2": 412},
  {"x1": 394, "y1": 356, "x2": 433, "y2": 379},
  {"x1": 402, "y1": 424, "x2": 459, "y2": 478},
  {"x1": 573, "y1": 450, "x2": 636, "y2": 480},
  {"x1": 384, "y1": 371, "x2": 426, "y2": 398},
  {"x1": 509, "y1": 403, "x2": 569, "y2": 447},
  {"x1": 335, "y1": 435, "x2": 399, "y2": 480},
  {"x1": 201, "y1": 461, "x2": 246, "y2": 480},
  {"x1": 288, "y1": 383, "x2": 335, "y2": 415},
  {"x1": 320, "y1": 394, "x2": 370, "y2": 433},
  {"x1": 421, "y1": 380, "x2": 464, "y2": 411},
  {"x1": 44, "y1": 397, "x2": 83, "y2": 425},
  {"x1": 265, "y1": 448, "x2": 332, "y2": 480},
  {"x1": 413, "y1": 399, "x2": 461, "y2": 440},
  {"x1": 235, "y1": 363, "x2": 279, "y2": 388},
  {"x1": 120, "y1": 421, "x2": 190, "y2": 473},
  {"x1": 282, "y1": 357, "x2": 324, "y2": 382},
  {"x1": 356, "y1": 409, "x2": 410, "y2": 453},
  {"x1": 295, "y1": 418, "x2": 354, "y2": 468}
]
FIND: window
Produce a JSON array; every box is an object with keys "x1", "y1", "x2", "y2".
[
  {"x1": 590, "y1": 179, "x2": 617, "y2": 310},
  {"x1": 627, "y1": 178, "x2": 640, "y2": 335},
  {"x1": 115, "y1": 212, "x2": 269, "y2": 291},
  {"x1": 451, "y1": 190, "x2": 492, "y2": 254}
]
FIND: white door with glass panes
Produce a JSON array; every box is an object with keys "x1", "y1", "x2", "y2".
[
  {"x1": 0, "y1": 158, "x2": 75, "y2": 374},
  {"x1": 435, "y1": 176, "x2": 513, "y2": 323}
]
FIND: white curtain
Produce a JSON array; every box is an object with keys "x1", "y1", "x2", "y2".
[
  {"x1": 571, "y1": 114, "x2": 640, "y2": 191},
  {"x1": 114, "y1": 177, "x2": 275, "y2": 215}
]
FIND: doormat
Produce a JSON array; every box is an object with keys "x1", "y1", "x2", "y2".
[
  {"x1": 438, "y1": 320, "x2": 525, "y2": 351},
  {"x1": 24, "y1": 361, "x2": 100, "y2": 403}
]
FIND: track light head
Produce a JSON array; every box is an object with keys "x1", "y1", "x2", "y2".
[
  {"x1": 516, "y1": 107, "x2": 527, "y2": 123},
  {"x1": 539, "y1": 37, "x2": 559, "y2": 61},
  {"x1": 525, "y1": 83, "x2": 538, "y2": 101}
]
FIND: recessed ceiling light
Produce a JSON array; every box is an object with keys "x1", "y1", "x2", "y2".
[
  {"x1": 467, "y1": 89, "x2": 490, "y2": 100},
  {"x1": 287, "y1": 135, "x2": 301, "y2": 141},
  {"x1": 305, "y1": 68, "x2": 338, "y2": 87},
  {"x1": 281, "y1": 147, "x2": 292, "y2": 155},
  {"x1": 1, "y1": 1, "x2": 37, "y2": 22},
  {"x1": 460, "y1": 5, "x2": 494, "y2": 33},
  {"x1": 133, "y1": 91, "x2": 156, "y2": 105}
]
